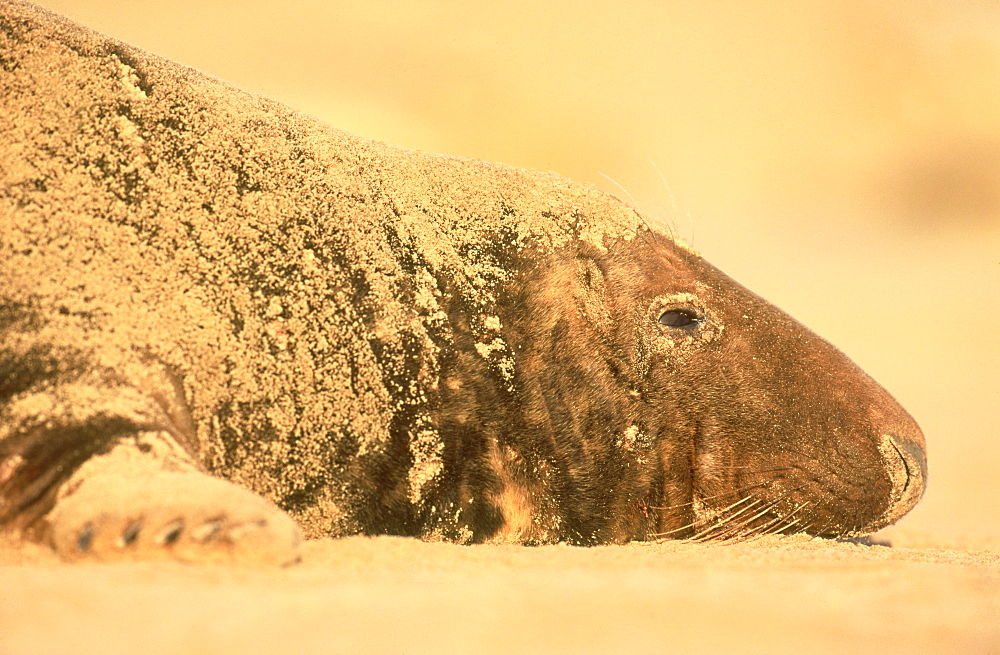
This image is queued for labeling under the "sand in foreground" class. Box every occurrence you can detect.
[2,533,998,654]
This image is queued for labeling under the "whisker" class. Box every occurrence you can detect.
[646,479,772,514]
[687,503,767,543]
[741,501,813,543]
[685,496,770,542]
[648,158,687,244]
[648,494,760,540]
[648,474,808,541]
[688,497,784,543]
[650,523,699,541]
[810,514,838,538]
[791,519,816,537]
[598,172,660,247]
[599,172,641,210]
[646,466,854,543]
[796,487,841,537]
[773,520,807,539]
[688,482,813,543]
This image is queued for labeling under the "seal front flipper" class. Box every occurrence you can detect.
[45,435,302,565]
[0,391,303,565]
[0,313,301,565]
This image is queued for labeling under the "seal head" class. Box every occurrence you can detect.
[443,230,927,544]
[632,235,927,540]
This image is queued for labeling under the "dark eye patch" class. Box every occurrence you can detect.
[658,308,703,328]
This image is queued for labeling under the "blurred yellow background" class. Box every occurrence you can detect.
[33,0,1000,543]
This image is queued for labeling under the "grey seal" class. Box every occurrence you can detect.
[0,1,925,563]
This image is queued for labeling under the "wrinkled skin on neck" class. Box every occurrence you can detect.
[428,230,926,545]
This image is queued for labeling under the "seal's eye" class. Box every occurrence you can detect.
[658,308,702,328]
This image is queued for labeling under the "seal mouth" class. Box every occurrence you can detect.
[876,431,927,527]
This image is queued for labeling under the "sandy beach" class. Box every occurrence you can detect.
[2,532,999,654]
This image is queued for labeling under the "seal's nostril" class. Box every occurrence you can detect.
[878,432,927,523]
